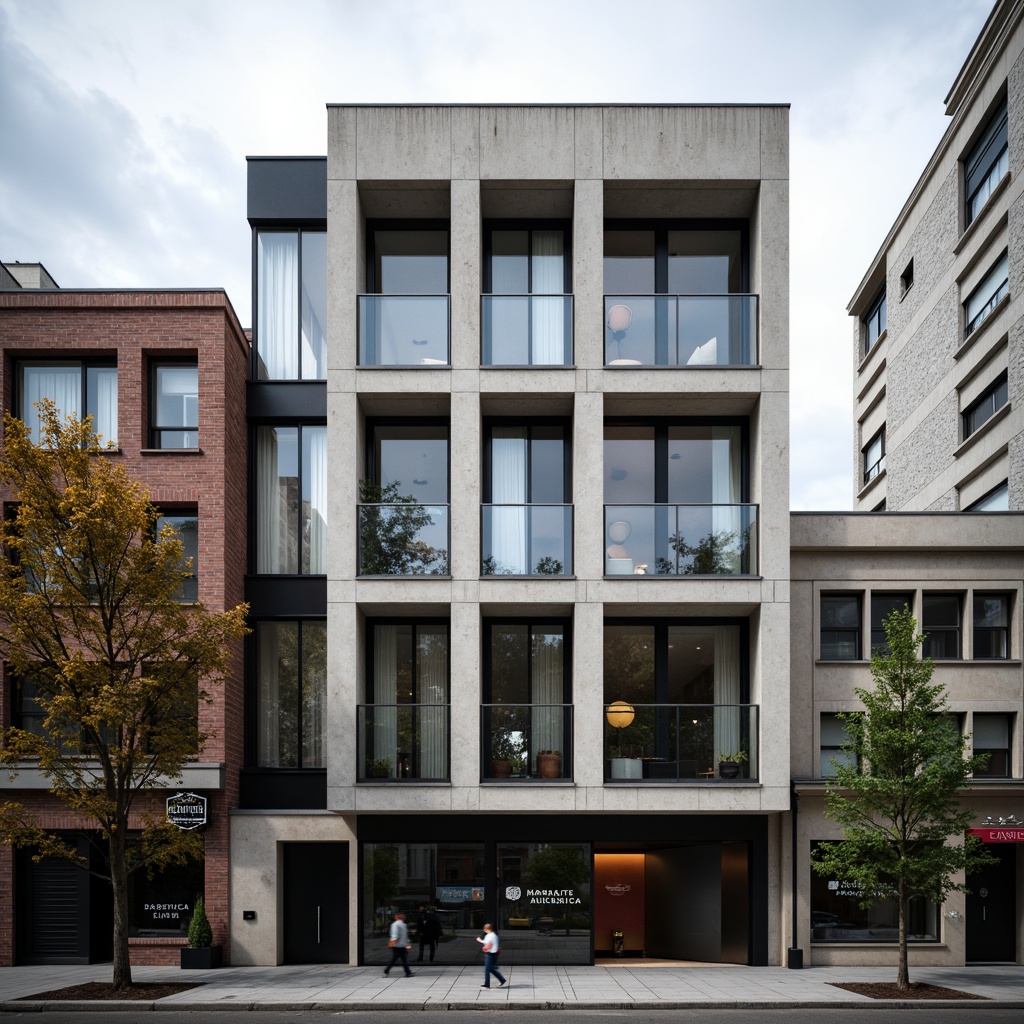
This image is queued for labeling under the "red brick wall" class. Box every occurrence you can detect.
[0,290,249,965]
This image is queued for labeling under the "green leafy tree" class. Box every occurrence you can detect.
[525,846,590,935]
[811,607,994,991]
[0,403,248,991]
[359,480,448,575]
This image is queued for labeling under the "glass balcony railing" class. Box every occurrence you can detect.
[604,703,759,781]
[481,704,573,780]
[358,295,449,366]
[481,504,573,576]
[358,704,450,781]
[604,294,757,366]
[358,504,449,575]
[604,504,757,576]
[481,295,573,366]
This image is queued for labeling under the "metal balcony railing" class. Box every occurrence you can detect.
[358,704,450,781]
[481,704,573,780]
[481,294,573,366]
[358,295,449,366]
[481,504,573,576]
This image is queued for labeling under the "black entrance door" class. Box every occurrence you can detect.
[282,842,349,963]
[966,845,1017,962]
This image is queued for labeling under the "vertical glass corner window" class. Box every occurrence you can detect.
[964,251,1009,338]
[820,713,858,777]
[973,713,1012,778]
[966,480,1009,511]
[256,424,327,574]
[973,593,1010,659]
[864,290,886,353]
[151,363,198,448]
[963,371,1008,439]
[18,361,118,446]
[156,513,198,602]
[965,99,1008,227]
[862,427,885,484]
[256,229,327,380]
[256,620,326,768]
[922,593,962,659]
[870,593,911,655]
[821,594,861,660]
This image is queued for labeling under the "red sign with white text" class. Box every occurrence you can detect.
[968,827,1024,843]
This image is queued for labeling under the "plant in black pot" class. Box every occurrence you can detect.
[181,896,222,969]
[717,749,748,780]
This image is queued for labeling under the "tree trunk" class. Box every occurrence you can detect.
[109,828,133,991]
[896,880,909,991]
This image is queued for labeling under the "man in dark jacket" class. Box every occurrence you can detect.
[415,903,442,962]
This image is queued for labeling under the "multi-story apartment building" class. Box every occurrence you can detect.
[232,104,792,966]
[0,274,249,965]
[849,0,1024,512]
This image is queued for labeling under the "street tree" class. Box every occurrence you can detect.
[811,606,994,991]
[0,403,248,991]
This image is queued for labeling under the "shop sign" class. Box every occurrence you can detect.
[505,886,581,906]
[968,827,1024,843]
[143,900,191,924]
[827,880,863,898]
[604,883,631,897]
[436,886,484,902]
[166,791,207,830]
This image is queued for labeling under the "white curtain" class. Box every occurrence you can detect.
[531,631,563,769]
[256,427,282,573]
[306,427,327,574]
[257,233,298,379]
[418,629,449,779]
[711,427,742,570]
[373,625,398,778]
[91,367,118,446]
[531,230,564,364]
[22,365,80,444]
[712,625,742,769]
[301,288,327,380]
[257,624,284,766]
[490,427,527,573]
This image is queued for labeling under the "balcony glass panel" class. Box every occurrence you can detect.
[357,704,450,781]
[604,295,757,366]
[481,504,572,576]
[604,504,757,575]
[481,704,572,780]
[603,703,758,781]
[358,504,449,575]
[481,295,573,365]
[358,295,449,366]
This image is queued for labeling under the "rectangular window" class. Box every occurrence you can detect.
[255,424,327,574]
[483,621,571,779]
[864,290,886,352]
[361,621,449,781]
[973,713,1011,778]
[256,229,327,380]
[151,363,198,448]
[973,593,1010,659]
[256,619,326,768]
[156,512,198,602]
[862,427,885,484]
[127,852,204,938]
[482,422,571,575]
[966,480,1009,511]
[870,593,911,654]
[17,361,117,446]
[820,713,858,777]
[964,251,1008,337]
[821,594,861,660]
[965,99,1008,227]
[811,841,940,943]
[922,593,961,659]
[963,371,1008,439]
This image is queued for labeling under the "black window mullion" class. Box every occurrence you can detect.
[296,230,304,379]
[296,622,304,769]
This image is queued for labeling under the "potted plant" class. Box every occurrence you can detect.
[366,757,392,779]
[717,749,749,780]
[489,707,525,778]
[536,749,562,778]
[181,895,222,969]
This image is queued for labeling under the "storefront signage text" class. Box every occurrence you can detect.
[518,888,581,906]
[144,902,190,921]
[436,886,484,902]
[166,792,208,830]
[968,827,1024,843]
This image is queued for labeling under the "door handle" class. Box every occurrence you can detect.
[318,905,321,943]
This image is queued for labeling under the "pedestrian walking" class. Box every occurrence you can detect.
[383,911,413,977]
[475,922,507,988]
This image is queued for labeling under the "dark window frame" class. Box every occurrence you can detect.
[154,508,199,603]
[922,593,962,660]
[972,712,1012,778]
[963,371,1009,439]
[964,97,1009,228]
[820,712,859,778]
[862,427,885,484]
[965,479,1009,512]
[864,289,887,353]
[869,592,912,655]
[482,219,573,294]
[820,593,862,661]
[15,358,118,445]
[149,358,198,449]
[365,219,451,294]
[973,592,1011,660]
[963,250,1009,338]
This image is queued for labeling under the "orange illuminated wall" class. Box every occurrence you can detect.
[593,853,645,953]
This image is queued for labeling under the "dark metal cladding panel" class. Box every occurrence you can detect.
[247,158,327,224]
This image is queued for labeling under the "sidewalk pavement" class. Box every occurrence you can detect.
[0,961,1022,1011]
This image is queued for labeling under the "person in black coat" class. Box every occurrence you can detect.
[415,903,442,962]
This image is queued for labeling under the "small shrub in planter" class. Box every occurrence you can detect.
[181,896,222,969]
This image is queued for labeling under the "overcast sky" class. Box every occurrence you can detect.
[0,0,996,509]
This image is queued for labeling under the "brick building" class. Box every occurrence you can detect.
[0,274,249,965]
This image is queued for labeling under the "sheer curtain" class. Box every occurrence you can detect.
[711,427,742,571]
[257,232,298,379]
[257,428,284,573]
[418,629,449,779]
[373,626,398,778]
[90,367,118,446]
[490,428,527,573]
[712,625,742,767]
[531,230,564,365]
[531,630,563,769]
[305,427,327,574]
[22,365,80,444]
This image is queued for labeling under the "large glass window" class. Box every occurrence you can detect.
[966,480,1009,511]
[360,423,448,575]
[127,844,204,937]
[973,713,1012,778]
[811,842,940,943]
[862,427,885,484]
[973,593,1010,659]
[922,594,961,659]
[483,621,571,779]
[361,621,449,781]
[18,361,117,446]
[963,372,1008,439]
[821,594,861,660]
[870,593,911,655]
[864,290,886,353]
[255,424,327,574]
[964,251,1009,337]
[483,423,570,575]
[965,99,1008,227]
[256,229,327,380]
[150,363,198,449]
[256,619,326,768]
[820,713,858,777]
[156,512,198,602]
